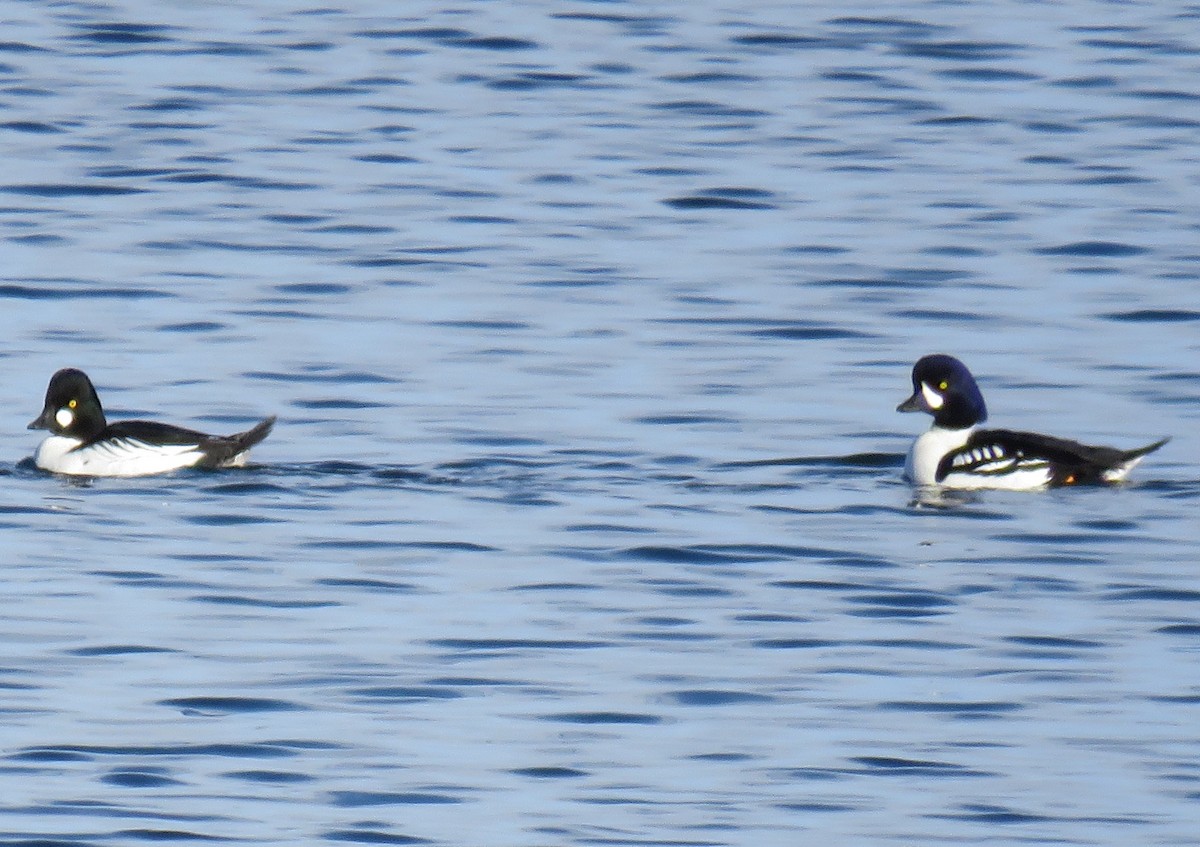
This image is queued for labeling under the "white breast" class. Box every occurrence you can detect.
[905,426,1056,490]
[35,435,205,478]
[904,426,973,486]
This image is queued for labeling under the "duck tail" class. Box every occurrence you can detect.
[1103,436,1169,483]
[203,416,275,468]
[1125,436,1170,461]
[233,416,276,452]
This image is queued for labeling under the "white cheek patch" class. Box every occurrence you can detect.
[55,407,74,428]
[920,381,945,410]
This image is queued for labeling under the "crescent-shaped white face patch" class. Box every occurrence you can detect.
[920,381,945,410]
[55,407,75,429]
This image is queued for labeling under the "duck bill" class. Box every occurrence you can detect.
[28,408,53,430]
[896,391,928,413]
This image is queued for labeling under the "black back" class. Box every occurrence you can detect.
[938,429,1169,486]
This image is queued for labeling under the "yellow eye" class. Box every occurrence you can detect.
[938,381,948,390]
[68,399,77,408]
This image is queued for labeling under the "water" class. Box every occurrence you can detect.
[1,2,1198,845]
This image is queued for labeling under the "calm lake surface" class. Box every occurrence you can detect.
[1,2,1198,845]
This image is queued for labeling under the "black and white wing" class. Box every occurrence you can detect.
[938,429,1168,487]
[104,417,275,468]
[935,431,1052,488]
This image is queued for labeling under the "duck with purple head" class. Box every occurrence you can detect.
[898,354,1167,490]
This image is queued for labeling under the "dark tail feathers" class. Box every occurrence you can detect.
[200,416,276,468]
[233,416,276,452]
[1123,436,1170,462]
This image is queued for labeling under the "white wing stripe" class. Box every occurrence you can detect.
[952,444,1014,467]
[101,438,201,458]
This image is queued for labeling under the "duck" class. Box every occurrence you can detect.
[898,354,1167,490]
[29,368,274,477]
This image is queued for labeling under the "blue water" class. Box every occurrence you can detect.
[1,2,1198,845]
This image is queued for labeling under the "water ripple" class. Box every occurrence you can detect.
[3,3,1196,845]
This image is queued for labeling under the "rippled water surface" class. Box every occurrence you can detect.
[1,2,1198,845]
